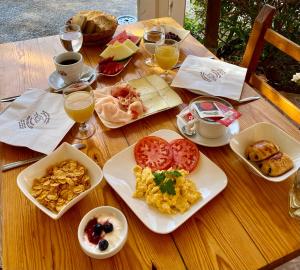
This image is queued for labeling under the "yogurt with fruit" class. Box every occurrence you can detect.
[83,213,123,253]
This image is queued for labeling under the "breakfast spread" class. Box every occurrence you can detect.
[84,213,122,252]
[71,10,117,35]
[245,140,293,176]
[30,160,91,213]
[94,83,146,123]
[132,136,201,214]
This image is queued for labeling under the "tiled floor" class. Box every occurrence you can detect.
[275,256,300,270]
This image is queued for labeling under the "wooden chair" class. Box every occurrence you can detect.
[241,4,300,126]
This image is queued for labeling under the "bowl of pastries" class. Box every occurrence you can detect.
[69,10,118,45]
[229,122,300,182]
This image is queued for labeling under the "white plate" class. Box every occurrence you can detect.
[103,129,228,234]
[230,122,300,182]
[48,64,97,90]
[94,75,183,129]
[177,106,240,147]
[17,142,103,219]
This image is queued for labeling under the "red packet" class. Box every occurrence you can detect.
[214,101,241,126]
[191,101,224,119]
[177,108,196,125]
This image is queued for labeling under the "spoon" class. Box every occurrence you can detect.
[182,124,197,137]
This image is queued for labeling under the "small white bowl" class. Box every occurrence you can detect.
[229,122,300,182]
[17,142,103,219]
[163,25,190,44]
[78,206,128,259]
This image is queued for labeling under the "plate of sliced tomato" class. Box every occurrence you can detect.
[103,129,228,234]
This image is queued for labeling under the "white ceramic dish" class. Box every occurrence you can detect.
[163,25,190,44]
[103,129,228,234]
[17,142,103,219]
[229,122,300,182]
[78,206,128,259]
[48,64,97,90]
[94,75,183,129]
[177,106,240,147]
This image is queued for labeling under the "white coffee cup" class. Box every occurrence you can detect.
[196,117,227,139]
[53,52,83,84]
[189,96,232,139]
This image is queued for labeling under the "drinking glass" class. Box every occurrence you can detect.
[143,24,165,66]
[155,39,179,83]
[63,86,95,140]
[59,24,83,52]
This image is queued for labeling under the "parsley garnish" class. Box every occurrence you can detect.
[152,170,181,195]
[160,179,176,195]
[153,172,165,185]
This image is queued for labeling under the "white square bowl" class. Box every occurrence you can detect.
[17,142,103,219]
[163,25,190,44]
[229,122,300,182]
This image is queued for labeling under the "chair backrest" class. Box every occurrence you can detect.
[241,4,300,126]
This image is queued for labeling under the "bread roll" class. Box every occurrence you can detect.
[71,15,87,30]
[245,140,279,162]
[260,152,293,176]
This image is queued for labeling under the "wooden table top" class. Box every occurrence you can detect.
[1,17,300,270]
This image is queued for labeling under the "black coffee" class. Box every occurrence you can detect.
[59,59,78,65]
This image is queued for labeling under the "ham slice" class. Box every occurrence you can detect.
[95,83,146,123]
[95,95,132,123]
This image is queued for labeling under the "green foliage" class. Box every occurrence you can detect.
[184,0,206,42]
[184,0,300,92]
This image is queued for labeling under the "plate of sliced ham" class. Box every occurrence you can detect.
[94,75,183,128]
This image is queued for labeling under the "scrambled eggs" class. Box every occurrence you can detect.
[133,165,201,214]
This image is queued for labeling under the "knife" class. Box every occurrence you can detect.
[1,143,86,171]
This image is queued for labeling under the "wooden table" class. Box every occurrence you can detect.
[1,17,300,270]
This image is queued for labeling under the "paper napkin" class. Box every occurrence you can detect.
[171,55,247,101]
[0,89,74,154]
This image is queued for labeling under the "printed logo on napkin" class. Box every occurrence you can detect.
[18,111,50,129]
[171,55,247,101]
[0,89,74,154]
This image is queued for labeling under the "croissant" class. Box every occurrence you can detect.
[245,140,279,162]
[260,152,293,176]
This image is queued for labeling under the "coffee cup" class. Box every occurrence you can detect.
[188,96,232,139]
[53,52,83,84]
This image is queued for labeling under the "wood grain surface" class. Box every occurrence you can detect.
[1,17,300,270]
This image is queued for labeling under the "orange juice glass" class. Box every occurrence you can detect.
[155,39,179,83]
[63,86,95,140]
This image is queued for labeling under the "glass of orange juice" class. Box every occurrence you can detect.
[63,86,95,140]
[155,39,179,83]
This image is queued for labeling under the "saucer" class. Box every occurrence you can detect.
[176,107,240,147]
[48,64,97,90]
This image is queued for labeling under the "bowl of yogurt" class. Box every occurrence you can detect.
[78,206,128,259]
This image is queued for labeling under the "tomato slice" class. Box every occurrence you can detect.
[170,139,200,172]
[134,136,173,171]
